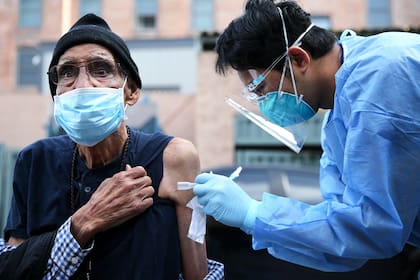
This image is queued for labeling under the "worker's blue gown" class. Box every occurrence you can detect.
[252,31,420,272]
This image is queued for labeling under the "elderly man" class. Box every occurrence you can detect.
[1,13,223,280]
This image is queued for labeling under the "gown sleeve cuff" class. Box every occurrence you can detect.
[241,200,261,234]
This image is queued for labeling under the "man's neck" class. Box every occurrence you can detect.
[77,123,128,169]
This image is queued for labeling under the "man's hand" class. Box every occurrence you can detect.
[70,165,154,247]
[193,173,260,233]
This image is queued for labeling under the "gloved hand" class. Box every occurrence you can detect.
[193,173,260,233]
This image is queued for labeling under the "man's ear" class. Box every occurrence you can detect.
[288,46,311,71]
[125,79,141,105]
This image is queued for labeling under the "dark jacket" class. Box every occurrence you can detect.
[0,231,56,280]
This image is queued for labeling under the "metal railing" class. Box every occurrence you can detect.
[0,144,19,238]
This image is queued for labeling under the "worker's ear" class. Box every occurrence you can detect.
[124,79,141,105]
[288,46,311,72]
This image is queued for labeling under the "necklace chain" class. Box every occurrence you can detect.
[69,126,131,279]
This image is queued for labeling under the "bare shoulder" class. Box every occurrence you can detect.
[163,137,200,171]
[159,137,200,202]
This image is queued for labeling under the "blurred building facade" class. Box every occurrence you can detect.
[0,0,419,171]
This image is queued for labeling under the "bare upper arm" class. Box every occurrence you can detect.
[159,137,200,204]
[159,137,208,279]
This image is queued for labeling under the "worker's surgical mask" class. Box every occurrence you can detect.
[258,91,315,127]
[227,8,315,153]
[54,79,127,146]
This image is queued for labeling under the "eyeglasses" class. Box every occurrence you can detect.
[48,59,124,86]
[242,53,288,105]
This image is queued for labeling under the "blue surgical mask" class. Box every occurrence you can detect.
[54,82,126,146]
[258,91,315,127]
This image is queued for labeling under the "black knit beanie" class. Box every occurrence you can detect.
[48,13,141,96]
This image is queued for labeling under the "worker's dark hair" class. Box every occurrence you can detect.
[215,0,337,74]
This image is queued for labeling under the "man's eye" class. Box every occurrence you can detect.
[58,66,77,79]
[253,84,265,96]
[90,61,114,78]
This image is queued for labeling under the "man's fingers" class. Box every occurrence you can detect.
[136,185,155,199]
[140,197,153,210]
[122,165,150,179]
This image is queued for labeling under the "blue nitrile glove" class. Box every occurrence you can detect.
[193,173,261,233]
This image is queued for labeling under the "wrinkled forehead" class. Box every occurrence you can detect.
[58,43,114,64]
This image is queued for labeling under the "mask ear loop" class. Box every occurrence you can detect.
[122,76,128,89]
[277,7,296,101]
[287,57,302,104]
[291,23,315,104]
[122,76,129,120]
[277,60,288,98]
[277,7,315,104]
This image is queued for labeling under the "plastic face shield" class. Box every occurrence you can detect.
[227,8,315,154]
[225,97,307,153]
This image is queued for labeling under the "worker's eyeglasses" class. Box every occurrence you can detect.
[48,59,124,86]
[242,53,288,105]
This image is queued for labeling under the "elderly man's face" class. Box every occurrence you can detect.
[54,44,126,95]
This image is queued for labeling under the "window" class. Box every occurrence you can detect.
[79,0,101,16]
[233,113,324,168]
[17,47,41,88]
[19,0,41,27]
[192,0,214,32]
[136,0,157,30]
[311,15,331,30]
[368,0,391,28]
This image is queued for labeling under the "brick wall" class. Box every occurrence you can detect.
[194,52,242,170]
[300,0,367,30]
[0,0,418,168]
[0,92,51,149]
[159,0,191,38]
[393,0,420,28]
[0,0,17,92]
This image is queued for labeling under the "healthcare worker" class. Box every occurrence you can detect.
[193,0,420,276]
